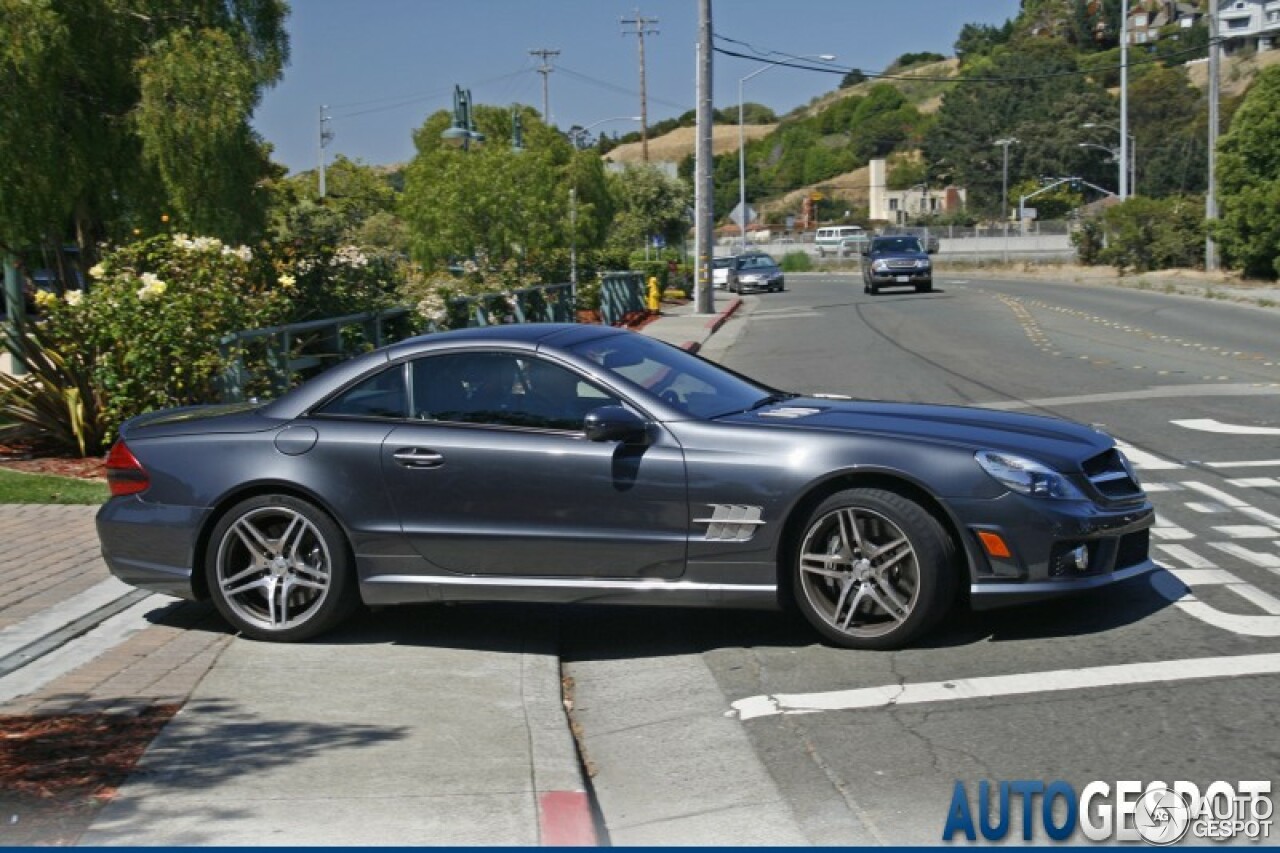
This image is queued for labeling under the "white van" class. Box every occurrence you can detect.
[814,225,868,258]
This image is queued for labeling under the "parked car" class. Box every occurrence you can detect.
[98,324,1155,650]
[861,235,934,294]
[814,225,868,258]
[721,252,784,293]
[711,256,736,290]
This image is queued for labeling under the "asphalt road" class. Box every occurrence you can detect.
[563,273,1280,845]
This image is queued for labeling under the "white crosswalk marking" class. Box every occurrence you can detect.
[1212,525,1278,539]
[1210,542,1280,570]
[1228,477,1280,488]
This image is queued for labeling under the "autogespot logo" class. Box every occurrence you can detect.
[942,780,1273,844]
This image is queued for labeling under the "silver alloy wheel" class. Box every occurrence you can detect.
[214,505,332,633]
[798,506,920,639]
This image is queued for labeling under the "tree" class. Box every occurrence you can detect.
[0,0,289,277]
[840,69,867,88]
[604,165,692,251]
[400,105,605,270]
[1215,65,1280,279]
[923,38,1112,214]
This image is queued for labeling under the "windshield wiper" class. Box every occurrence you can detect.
[747,392,796,411]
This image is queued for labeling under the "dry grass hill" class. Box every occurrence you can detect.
[603,124,776,165]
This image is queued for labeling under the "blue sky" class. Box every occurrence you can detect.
[253,0,1022,173]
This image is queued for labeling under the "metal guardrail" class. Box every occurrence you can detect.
[599,271,646,326]
[215,282,585,403]
[217,308,413,403]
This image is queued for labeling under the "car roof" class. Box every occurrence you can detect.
[263,323,629,419]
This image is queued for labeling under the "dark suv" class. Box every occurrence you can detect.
[861,235,933,294]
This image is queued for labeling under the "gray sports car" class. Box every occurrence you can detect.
[98,324,1155,649]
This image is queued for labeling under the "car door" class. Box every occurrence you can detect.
[381,350,689,579]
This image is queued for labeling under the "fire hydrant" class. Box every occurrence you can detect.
[646,276,661,312]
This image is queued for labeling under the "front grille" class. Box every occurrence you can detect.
[885,259,918,270]
[1082,448,1142,501]
[1115,529,1150,570]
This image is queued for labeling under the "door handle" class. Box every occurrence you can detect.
[393,448,444,469]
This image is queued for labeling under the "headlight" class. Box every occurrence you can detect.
[872,260,889,271]
[975,451,1086,500]
[915,259,931,269]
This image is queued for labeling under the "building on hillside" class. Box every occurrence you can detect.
[1215,0,1280,52]
[866,159,966,226]
[1127,1,1203,44]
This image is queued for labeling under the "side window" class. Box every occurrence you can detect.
[317,364,407,419]
[410,353,618,431]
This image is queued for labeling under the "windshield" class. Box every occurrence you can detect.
[736,254,777,270]
[872,237,923,253]
[712,257,734,269]
[567,333,771,419]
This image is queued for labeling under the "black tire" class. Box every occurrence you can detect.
[869,284,879,295]
[206,494,358,642]
[791,488,957,650]
[916,281,933,293]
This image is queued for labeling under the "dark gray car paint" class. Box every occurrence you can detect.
[98,324,1155,614]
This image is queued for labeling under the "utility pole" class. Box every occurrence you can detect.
[529,48,560,125]
[995,138,1018,262]
[1119,6,1129,200]
[1206,6,1221,272]
[621,9,659,162]
[318,105,333,198]
[694,0,714,314]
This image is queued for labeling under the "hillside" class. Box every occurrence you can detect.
[1186,46,1280,96]
[603,123,776,164]
[800,58,961,117]
[760,164,873,218]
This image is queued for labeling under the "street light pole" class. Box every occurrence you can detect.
[1081,123,1136,196]
[693,0,714,315]
[1119,6,1130,200]
[738,53,835,253]
[994,137,1017,261]
[574,115,642,149]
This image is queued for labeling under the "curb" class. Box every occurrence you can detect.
[681,297,743,354]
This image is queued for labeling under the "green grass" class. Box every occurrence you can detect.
[0,468,108,504]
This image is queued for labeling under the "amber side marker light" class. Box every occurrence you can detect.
[977,530,1012,559]
[105,440,150,497]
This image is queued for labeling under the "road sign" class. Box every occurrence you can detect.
[729,202,756,228]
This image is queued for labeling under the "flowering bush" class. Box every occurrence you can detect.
[36,234,289,438]
[397,258,540,331]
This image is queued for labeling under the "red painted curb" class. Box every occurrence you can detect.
[704,297,743,332]
[539,790,598,846]
[680,340,700,353]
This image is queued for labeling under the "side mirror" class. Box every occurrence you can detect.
[583,405,649,443]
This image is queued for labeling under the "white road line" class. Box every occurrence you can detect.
[1173,418,1280,436]
[1186,501,1228,514]
[1155,543,1214,568]
[1183,482,1280,528]
[1228,477,1280,488]
[1142,482,1185,493]
[1152,513,1195,540]
[1210,542,1280,570]
[1213,525,1279,539]
[730,653,1280,720]
[1208,460,1280,469]
[1116,441,1184,471]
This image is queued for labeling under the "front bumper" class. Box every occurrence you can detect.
[736,275,784,291]
[951,493,1156,609]
[866,266,931,284]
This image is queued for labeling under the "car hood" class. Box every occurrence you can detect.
[119,403,280,440]
[718,398,1113,470]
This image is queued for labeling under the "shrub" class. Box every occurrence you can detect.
[35,234,289,442]
[780,251,814,272]
[1075,196,1205,273]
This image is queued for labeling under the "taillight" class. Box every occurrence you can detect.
[105,440,150,497]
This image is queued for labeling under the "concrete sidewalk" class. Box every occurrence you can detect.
[0,297,750,846]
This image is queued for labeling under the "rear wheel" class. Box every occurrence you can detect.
[792,488,956,649]
[207,495,357,642]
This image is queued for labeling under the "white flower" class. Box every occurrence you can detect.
[64,290,84,306]
[137,273,167,301]
[88,263,106,279]
[222,244,252,261]
[416,293,447,323]
[278,273,296,288]
[192,236,222,252]
[331,245,369,269]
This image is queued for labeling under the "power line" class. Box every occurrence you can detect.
[556,64,690,112]
[330,68,531,120]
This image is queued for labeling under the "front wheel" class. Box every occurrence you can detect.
[206,495,358,642]
[792,488,956,649]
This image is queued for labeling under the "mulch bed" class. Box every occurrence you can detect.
[0,444,105,481]
[0,705,178,845]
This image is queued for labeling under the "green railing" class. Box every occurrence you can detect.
[599,271,646,326]
[214,282,593,403]
[217,308,413,403]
